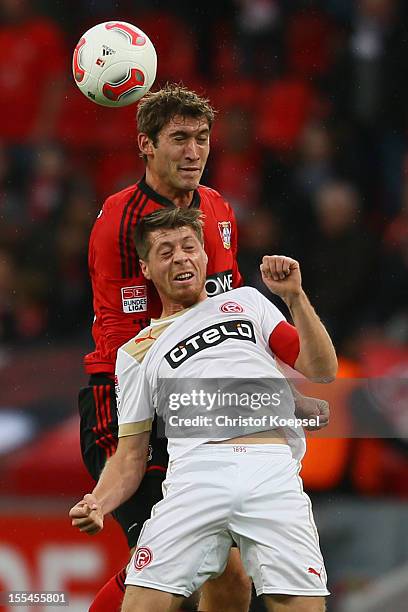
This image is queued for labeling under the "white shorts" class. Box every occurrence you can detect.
[126,444,329,598]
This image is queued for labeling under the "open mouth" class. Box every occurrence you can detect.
[174,272,194,281]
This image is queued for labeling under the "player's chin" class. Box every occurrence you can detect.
[177,174,201,190]
[173,284,201,305]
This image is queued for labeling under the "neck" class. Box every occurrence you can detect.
[160,291,207,318]
[145,168,194,208]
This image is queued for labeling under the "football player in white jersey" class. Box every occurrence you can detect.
[70,207,337,612]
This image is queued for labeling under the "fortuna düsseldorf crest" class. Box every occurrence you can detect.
[218,221,232,249]
[220,301,244,313]
[134,546,153,570]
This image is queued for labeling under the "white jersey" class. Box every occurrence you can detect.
[116,287,306,461]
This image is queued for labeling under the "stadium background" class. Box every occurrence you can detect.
[0,0,408,610]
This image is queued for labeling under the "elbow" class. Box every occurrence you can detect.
[309,357,338,383]
[305,372,336,384]
[328,355,339,381]
[316,373,336,384]
[296,355,338,383]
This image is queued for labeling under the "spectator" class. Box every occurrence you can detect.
[294,122,335,198]
[210,104,261,220]
[376,177,408,339]
[303,180,378,349]
[329,0,408,213]
[0,0,66,144]
[0,143,25,250]
[0,249,17,343]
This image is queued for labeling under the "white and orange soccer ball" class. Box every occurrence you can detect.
[72,21,157,107]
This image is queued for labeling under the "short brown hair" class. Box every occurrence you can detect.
[137,83,216,148]
[134,207,204,260]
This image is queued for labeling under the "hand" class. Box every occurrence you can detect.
[260,255,302,300]
[294,392,330,431]
[69,493,104,535]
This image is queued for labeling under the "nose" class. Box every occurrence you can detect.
[184,138,200,160]
[172,244,189,264]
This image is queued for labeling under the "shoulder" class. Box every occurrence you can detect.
[198,184,222,199]
[212,286,260,310]
[117,318,173,365]
[118,326,155,366]
[228,286,259,300]
[227,287,282,315]
[198,184,232,212]
[102,183,139,214]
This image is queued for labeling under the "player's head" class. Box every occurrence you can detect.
[135,207,208,311]
[137,84,216,194]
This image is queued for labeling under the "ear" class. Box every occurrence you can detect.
[138,133,154,158]
[140,259,151,280]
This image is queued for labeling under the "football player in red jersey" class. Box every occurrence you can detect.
[76,84,328,612]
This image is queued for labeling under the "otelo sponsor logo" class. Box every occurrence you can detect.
[164,320,255,368]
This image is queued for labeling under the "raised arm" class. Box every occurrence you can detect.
[260,255,337,382]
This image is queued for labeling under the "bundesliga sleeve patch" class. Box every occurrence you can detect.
[121,285,148,313]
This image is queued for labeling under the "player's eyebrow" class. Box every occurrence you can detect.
[157,236,196,251]
[169,128,210,138]
[157,240,174,251]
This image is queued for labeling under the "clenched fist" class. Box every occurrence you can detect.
[69,493,104,536]
[294,392,330,431]
[260,255,302,300]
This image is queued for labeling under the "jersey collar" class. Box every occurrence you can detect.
[151,297,208,325]
[138,175,201,209]
[150,306,193,325]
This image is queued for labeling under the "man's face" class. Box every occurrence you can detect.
[142,115,210,194]
[140,226,208,309]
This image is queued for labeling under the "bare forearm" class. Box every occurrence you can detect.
[92,452,146,516]
[285,290,337,381]
[69,432,150,535]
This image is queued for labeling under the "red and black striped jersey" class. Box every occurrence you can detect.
[84,177,243,375]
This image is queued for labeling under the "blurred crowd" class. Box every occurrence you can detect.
[1,0,408,361]
[1,5,408,608]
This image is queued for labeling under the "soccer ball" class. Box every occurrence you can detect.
[72,21,157,107]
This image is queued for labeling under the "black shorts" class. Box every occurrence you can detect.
[78,374,168,548]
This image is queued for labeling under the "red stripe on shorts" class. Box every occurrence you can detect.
[93,386,114,457]
[146,465,167,473]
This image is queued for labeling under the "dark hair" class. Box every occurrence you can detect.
[134,207,204,260]
[137,83,216,153]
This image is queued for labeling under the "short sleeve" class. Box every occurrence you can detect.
[116,348,154,437]
[252,289,300,366]
[253,289,286,339]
